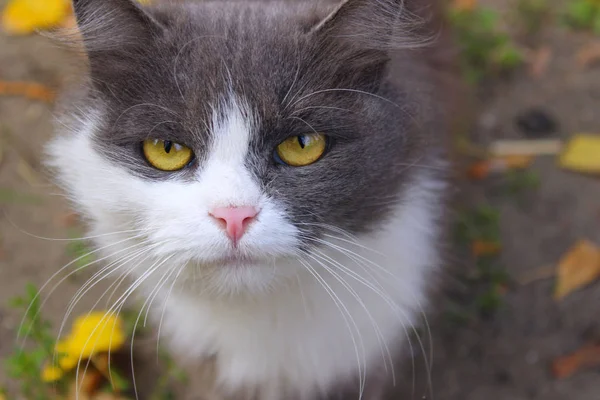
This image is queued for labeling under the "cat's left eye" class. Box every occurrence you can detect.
[143,139,194,171]
[275,133,328,167]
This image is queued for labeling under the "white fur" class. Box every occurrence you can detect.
[47,95,445,400]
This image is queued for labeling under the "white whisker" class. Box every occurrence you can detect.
[296,256,366,399]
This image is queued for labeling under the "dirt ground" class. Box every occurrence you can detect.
[1,1,600,399]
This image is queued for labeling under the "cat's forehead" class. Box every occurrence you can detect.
[102,3,328,125]
[160,2,323,80]
[98,2,380,147]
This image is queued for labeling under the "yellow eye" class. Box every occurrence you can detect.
[143,139,194,171]
[276,134,327,167]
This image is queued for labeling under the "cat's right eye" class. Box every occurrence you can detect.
[142,139,194,172]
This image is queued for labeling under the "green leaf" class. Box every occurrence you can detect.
[565,0,598,28]
[493,45,523,69]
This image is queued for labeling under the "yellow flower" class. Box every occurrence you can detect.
[55,339,79,371]
[1,0,150,36]
[65,312,126,361]
[41,365,64,383]
[40,312,126,382]
[1,0,71,35]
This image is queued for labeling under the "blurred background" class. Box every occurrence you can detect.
[0,0,599,399]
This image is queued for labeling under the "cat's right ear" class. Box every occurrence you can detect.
[67,0,166,95]
[71,0,165,52]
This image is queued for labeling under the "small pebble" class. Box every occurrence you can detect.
[515,109,558,137]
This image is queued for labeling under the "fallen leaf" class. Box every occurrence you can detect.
[472,240,502,256]
[1,0,71,35]
[554,240,600,300]
[467,155,533,180]
[491,139,564,157]
[577,42,600,68]
[552,343,600,379]
[0,81,56,103]
[528,46,552,78]
[559,134,600,175]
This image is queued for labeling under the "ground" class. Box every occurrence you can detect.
[1,1,600,399]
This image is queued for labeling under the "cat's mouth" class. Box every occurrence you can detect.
[205,254,261,268]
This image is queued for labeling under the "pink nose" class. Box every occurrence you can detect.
[209,206,259,243]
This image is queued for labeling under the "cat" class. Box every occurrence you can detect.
[47,0,462,399]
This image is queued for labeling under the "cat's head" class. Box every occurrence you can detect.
[48,0,435,295]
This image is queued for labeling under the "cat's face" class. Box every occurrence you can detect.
[49,0,427,294]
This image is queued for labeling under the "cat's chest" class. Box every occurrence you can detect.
[155,272,398,397]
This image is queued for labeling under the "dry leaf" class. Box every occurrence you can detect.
[472,240,502,257]
[577,42,600,68]
[467,155,533,180]
[554,240,600,300]
[0,81,56,103]
[491,139,563,157]
[559,134,600,175]
[552,343,600,379]
[1,0,71,35]
[528,46,552,78]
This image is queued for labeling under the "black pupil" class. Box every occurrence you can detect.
[298,135,307,149]
[164,141,173,153]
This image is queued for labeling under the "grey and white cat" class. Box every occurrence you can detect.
[47,0,461,399]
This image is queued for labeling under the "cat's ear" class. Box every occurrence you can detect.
[311,0,428,50]
[71,0,165,51]
[68,0,166,94]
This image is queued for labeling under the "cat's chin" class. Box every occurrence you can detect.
[207,255,261,268]
[182,254,297,296]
